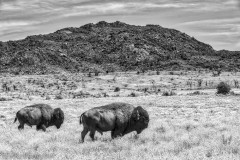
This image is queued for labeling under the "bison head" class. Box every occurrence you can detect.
[132,106,149,134]
[52,108,64,129]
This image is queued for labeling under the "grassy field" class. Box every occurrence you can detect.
[1,71,240,159]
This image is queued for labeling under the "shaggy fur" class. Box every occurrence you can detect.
[14,104,64,131]
[79,102,149,142]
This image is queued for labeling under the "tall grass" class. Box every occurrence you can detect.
[1,94,240,159]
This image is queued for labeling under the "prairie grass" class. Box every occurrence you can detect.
[1,71,240,159]
[0,94,240,159]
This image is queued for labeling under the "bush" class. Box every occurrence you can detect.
[143,88,148,93]
[45,95,51,100]
[88,72,92,77]
[187,91,208,96]
[129,92,138,97]
[162,90,176,96]
[197,79,203,88]
[192,91,201,95]
[94,72,99,76]
[114,87,120,92]
[216,82,231,95]
[0,97,11,101]
[0,97,7,101]
[169,71,174,75]
[55,95,63,99]
[102,92,109,97]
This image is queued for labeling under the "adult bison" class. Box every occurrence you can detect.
[79,102,149,142]
[14,104,64,131]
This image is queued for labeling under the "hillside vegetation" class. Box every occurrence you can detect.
[0,21,239,75]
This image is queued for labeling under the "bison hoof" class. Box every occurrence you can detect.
[134,134,139,139]
[79,140,84,143]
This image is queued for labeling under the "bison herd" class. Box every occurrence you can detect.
[13,102,149,142]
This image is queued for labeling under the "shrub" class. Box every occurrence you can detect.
[55,95,63,99]
[192,91,201,95]
[0,97,9,101]
[234,80,239,88]
[216,82,231,95]
[212,70,221,77]
[45,95,51,100]
[169,71,174,75]
[155,126,166,133]
[143,88,148,93]
[94,71,99,76]
[129,92,137,97]
[197,79,203,88]
[113,75,117,82]
[187,91,208,96]
[88,72,92,77]
[162,90,176,96]
[102,92,109,97]
[230,91,236,95]
[114,87,120,92]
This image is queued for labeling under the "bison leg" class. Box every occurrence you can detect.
[111,130,123,139]
[18,124,24,130]
[89,130,96,141]
[111,131,115,138]
[111,123,124,138]
[111,115,125,139]
[36,125,41,131]
[17,120,25,130]
[41,124,46,132]
[36,124,46,131]
[80,127,89,143]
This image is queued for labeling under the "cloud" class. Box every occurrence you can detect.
[179,17,240,25]
[178,17,240,35]
[177,16,240,50]
[0,0,236,23]
[0,0,204,27]
[236,42,240,48]
[0,0,239,50]
[0,20,43,39]
[0,21,30,28]
[62,3,127,17]
[185,0,238,12]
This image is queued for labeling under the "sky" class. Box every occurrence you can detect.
[0,0,239,51]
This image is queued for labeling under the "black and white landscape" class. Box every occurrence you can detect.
[0,0,240,159]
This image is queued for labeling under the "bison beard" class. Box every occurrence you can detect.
[14,104,64,131]
[79,102,149,142]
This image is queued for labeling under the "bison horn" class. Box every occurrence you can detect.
[133,107,141,121]
[136,110,140,120]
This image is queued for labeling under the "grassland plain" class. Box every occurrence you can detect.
[1,71,240,159]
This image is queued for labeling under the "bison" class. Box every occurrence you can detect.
[79,102,149,142]
[14,104,64,131]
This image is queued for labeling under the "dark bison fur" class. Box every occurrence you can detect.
[14,104,64,131]
[79,102,149,142]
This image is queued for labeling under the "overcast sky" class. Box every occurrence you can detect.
[0,0,239,51]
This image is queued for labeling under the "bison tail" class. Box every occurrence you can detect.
[14,111,19,123]
[14,117,17,123]
[79,113,84,125]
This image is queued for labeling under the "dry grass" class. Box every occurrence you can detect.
[1,71,240,159]
[0,70,239,100]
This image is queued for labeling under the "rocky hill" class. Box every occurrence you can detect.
[0,21,239,75]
